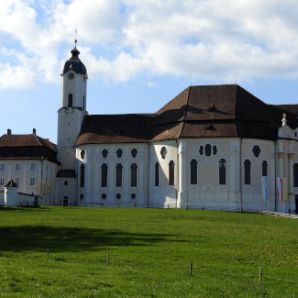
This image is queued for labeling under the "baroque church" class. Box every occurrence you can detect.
[1,44,298,213]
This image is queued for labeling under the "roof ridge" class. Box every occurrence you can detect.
[32,133,43,147]
[178,86,192,138]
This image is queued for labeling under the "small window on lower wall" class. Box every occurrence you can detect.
[116,193,121,199]
[219,159,226,185]
[131,193,136,199]
[80,194,84,200]
[101,193,107,200]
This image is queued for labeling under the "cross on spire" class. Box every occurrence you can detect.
[74,29,78,48]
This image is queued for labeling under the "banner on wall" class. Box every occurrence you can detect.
[261,176,269,201]
[276,177,288,202]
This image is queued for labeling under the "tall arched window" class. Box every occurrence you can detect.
[130,163,137,187]
[244,160,251,185]
[68,94,73,107]
[190,159,197,185]
[80,164,85,188]
[155,162,159,186]
[294,163,298,187]
[169,161,175,185]
[101,163,108,187]
[262,161,268,177]
[116,163,123,187]
[219,159,226,185]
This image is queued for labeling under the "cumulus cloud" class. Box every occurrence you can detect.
[0,0,298,89]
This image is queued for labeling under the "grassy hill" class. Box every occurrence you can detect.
[0,207,297,297]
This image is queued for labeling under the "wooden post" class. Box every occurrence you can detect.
[258,266,262,286]
[189,260,193,276]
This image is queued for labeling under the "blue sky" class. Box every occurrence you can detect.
[1,0,298,143]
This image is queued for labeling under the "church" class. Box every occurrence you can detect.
[1,44,298,214]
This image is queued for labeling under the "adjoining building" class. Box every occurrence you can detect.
[1,45,298,213]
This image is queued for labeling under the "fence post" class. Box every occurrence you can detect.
[258,266,262,286]
[189,260,193,276]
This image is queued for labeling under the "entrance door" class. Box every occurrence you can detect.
[63,196,68,206]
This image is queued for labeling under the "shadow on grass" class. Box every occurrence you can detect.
[0,207,50,212]
[0,225,184,252]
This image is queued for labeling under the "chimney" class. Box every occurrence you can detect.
[7,129,11,135]
[33,128,36,135]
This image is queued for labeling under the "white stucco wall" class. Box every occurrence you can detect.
[0,159,57,205]
[76,143,148,207]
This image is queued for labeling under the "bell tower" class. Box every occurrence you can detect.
[56,41,88,206]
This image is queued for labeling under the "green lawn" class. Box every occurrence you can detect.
[0,207,297,297]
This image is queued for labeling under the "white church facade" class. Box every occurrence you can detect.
[1,45,298,213]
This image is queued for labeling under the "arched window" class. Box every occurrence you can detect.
[262,161,268,177]
[101,163,108,187]
[130,163,137,187]
[155,162,159,186]
[294,163,298,187]
[244,160,251,185]
[219,159,226,185]
[68,94,73,107]
[169,161,175,185]
[190,159,197,185]
[80,164,85,188]
[116,163,122,187]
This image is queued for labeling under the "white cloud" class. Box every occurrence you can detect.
[1,0,298,89]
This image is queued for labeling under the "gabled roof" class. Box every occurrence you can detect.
[75,84,298,145]
[5,179,18,188]
[0,133,58,163]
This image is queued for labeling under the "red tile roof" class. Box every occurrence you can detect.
[0,134,58,163]
[75,85,298,145]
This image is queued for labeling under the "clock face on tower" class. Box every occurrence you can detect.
[67,72,75,80]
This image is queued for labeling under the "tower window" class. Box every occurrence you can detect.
[244,160,251,185]
[169,161,175,185]
[219,159,226,185]
[130,163,137,187]
[190,159,198,185]
[68,94,73,107]
[101,163,108,187]
[80,164,85,188]
[116,163,123,187]
[155,162,159,186]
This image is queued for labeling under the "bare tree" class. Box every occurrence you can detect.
[35,180,53,206]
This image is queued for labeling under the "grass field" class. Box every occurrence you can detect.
[0,207,297,297]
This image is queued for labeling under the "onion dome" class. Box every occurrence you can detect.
[63,44,87,75]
